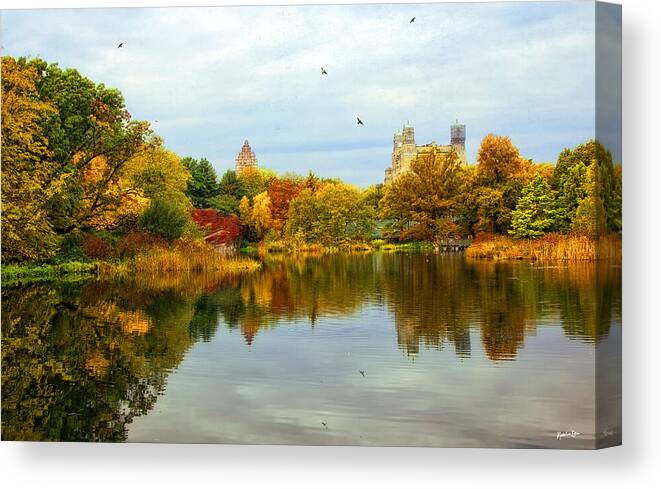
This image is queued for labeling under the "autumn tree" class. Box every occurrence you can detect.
[20,57,153,234]
[267,175,304,234]
[286,182,374,246]
[126,146,191,209]
[251,192,273,238]
[284,189,318,242]
[464,135,532,234]
[380,149,464,241]
[476,134,530,185]
[237,167,276,200]
[1,57,59,261]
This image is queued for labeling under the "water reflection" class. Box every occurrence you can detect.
[1,253,621,444]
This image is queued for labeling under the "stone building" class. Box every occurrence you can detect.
[235,140,257,174]
[384,121,466,185]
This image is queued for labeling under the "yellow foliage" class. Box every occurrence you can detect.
[251,191,273,237]
[79,155,150,230]
[118,310,153,335]
[1,56,59,261]
[85,353,110,378]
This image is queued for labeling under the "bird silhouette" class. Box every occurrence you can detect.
[410,17,416,23]
[321,422,328,429]
[117,42,124,48]
[357,117,364,125]
[359,370,366,377]
[321,67,328,75]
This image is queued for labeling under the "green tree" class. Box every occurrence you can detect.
[139,199,188,241]
[571,161,608,237]
[510,174,558,238]
[208,194,240,215]
[182,157,221,208]
[552,140,621,235]
[218,170,245,199]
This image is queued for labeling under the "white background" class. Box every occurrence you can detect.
[1,0,659,487]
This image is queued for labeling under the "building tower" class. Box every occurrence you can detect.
[450,120,467,163]
[235,140,257,174]
[399,121,417,173]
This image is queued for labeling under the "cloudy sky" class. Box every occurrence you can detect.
[2,2,608,186]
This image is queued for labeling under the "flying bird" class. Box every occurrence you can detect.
[410,17,416,23]
[117,42,124,48]
[321,422,328,429]
[321,67,328,75]
[357,117,364,125]
[359,370,366,377]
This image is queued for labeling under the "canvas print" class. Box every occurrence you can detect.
[1,1,621,448]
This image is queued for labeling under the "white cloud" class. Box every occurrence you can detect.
[2,2,597,185]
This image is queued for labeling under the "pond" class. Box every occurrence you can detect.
[1,252,621,448]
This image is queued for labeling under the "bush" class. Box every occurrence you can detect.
[55,233,87,263]
[140,199,189,241]
[117,230,166,258]
[82,233,115,260]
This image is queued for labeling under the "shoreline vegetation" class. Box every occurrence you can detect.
[1,244,260,286]
[253,234,621,260]
[464,233,621,262]
[2,56,622,284]
[3,233,621,285]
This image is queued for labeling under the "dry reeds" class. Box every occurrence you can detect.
[128,240,260,273]
[465,233,621,262]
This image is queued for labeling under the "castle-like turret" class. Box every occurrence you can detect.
[384,120,467,185]
[450,120,467,161]
[451,120,466,148]
[235,140,257,174]
[402,121,415,144]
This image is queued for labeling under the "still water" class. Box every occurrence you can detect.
[1,252,621,448]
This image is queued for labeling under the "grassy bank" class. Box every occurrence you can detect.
[3,241,261,285]
[1,261,100,285]
[244,240,375,254]
[374,240,437,252]
[128,244,261,273]
[465,233,621,262]
[245,239,442,255]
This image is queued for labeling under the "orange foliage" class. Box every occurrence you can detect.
[267,177,304,233]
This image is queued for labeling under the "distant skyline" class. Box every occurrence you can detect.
[2,2,617,186]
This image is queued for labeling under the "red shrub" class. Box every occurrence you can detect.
[117,230,166,257]
[82,234,114,260]
[190,209,241,245]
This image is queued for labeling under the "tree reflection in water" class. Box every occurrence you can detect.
[1,253,620,441]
